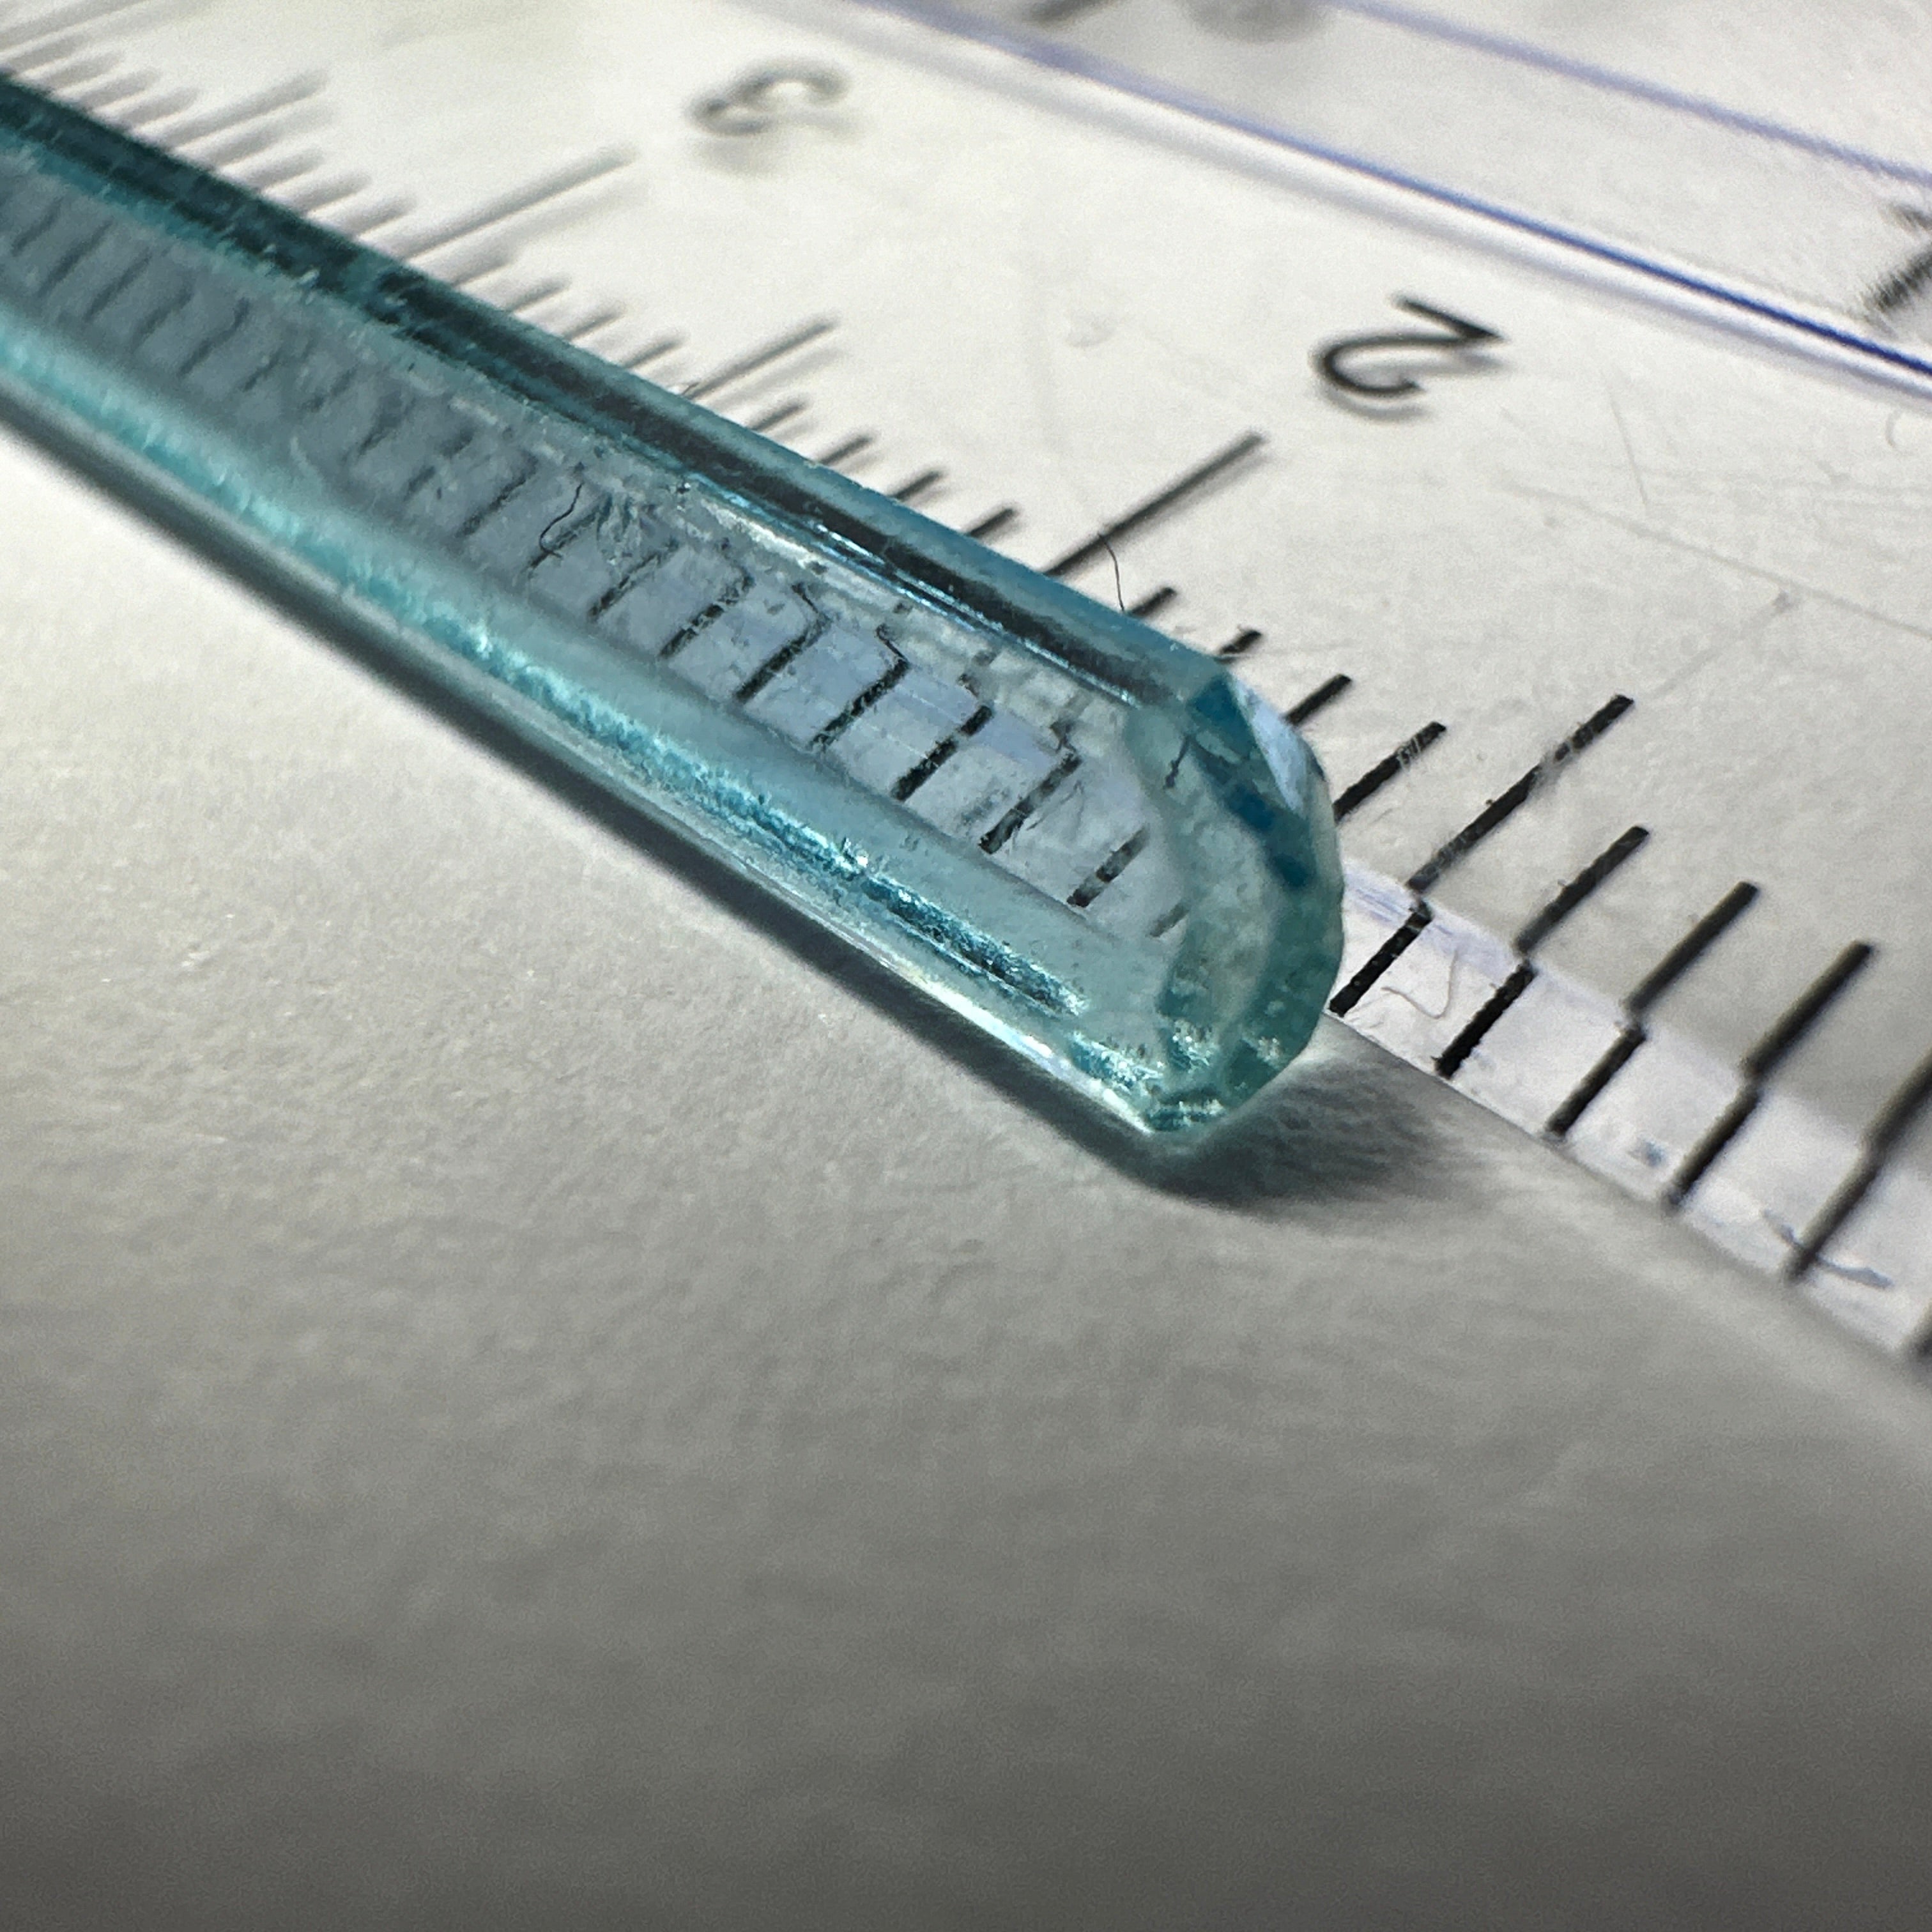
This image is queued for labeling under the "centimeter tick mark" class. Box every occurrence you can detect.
[26,55,114,92]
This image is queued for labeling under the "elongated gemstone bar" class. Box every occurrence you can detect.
[0,75,1342,1133]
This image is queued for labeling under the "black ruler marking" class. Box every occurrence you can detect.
[1664,941,1876,1210]
[1545,880,1760,1140]
[1435,825,1649,1080]
[1044,431,1264,579]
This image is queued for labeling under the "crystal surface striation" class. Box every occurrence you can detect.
[0,75,1341,1133]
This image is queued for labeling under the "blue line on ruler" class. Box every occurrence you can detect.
[852,0,1932,387]
[1322,0,1932,194]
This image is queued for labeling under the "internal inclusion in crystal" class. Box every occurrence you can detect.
[0,73,1344,1132]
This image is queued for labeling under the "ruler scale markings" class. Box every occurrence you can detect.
[1330,719,1446,821]
[980,751,1082,855]
[1067,825,1150,910]
[25,54,114,91]
[556,301,627,342]
[7,190,61,254]
[1330,698,1631,1016]
[810,650,910,750]
[1406,694,1633,896]
[889,467,944,503]
[656,576,755,662]
[1544,1026,1645,1142]
[1866,209,1932,318]
[1513,825,1653,955]
[1330,904,1434,1017]
[1625,881,1764,1017]
[1128,586,1176,620]
[109,89,198,130]
[0,0,150,57]
[1432,961,1535,1082]
[66,68,157,111]
[746,398,807,434]
[620,332,682,371]
[150,73,325,150]
[583,527,677,624]
[1043,431,1266,579]
[280,172,371,215]
[75,241,142,319]
[388,147,636,260]
[1790,1052,1932,1289]
[964,503,1018,541]
[1284,672,1353,726]
[815,430,873,468]
[1664,941,1877,1209]
[1434,825,1650,1080]
[396,425,478,505]
[178,125,296,174]
[5,35,88,77]
[1739,942,1878,1084]
[7,22,1924,1344]
[234,151,328,195]
[733,608,831,707]
[1544,879,1759,1140]
[681,316,836,401]
[1215,626,1264,663]
[500,275,569,315]
[327,195,414,239]
[452,457,539,542]
[32,213,107,293]
[890,702,992,801]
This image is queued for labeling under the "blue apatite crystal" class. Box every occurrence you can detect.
[0,74,1342,1133]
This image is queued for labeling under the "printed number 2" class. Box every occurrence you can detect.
[1314,296,1504,399]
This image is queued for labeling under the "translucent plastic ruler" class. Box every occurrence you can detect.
[5,0,1932,1357]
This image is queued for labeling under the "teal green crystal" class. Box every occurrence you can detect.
[0,74,1342,1133]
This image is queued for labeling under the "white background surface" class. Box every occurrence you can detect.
[7,2,1932,1922]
